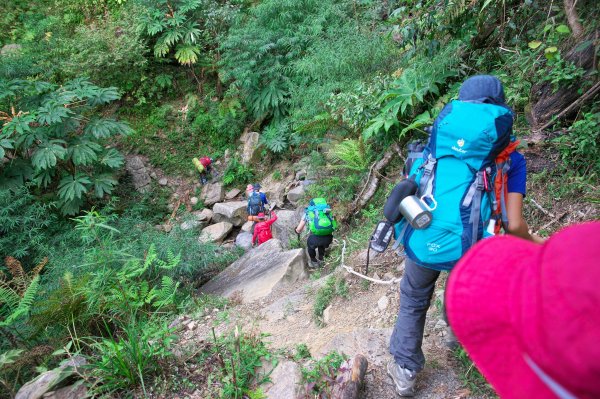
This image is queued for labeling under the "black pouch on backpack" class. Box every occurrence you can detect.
[383,178,418,223]
[369,220,394,253]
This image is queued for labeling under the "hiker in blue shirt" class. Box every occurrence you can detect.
[387,75,544,397]
[247,183,269,218]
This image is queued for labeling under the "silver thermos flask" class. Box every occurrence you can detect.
[399,195,436,229]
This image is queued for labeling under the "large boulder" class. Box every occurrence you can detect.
[199,222,233,243]
[201,182,224,206]
[225,188,241,200]
[272,209,303,247]
[263,360,303,399]
[200,239,307,303]
[286,185,305,205]
[15,357,86,399]
[125,156,151,193]
[260,171,295,208]
[240,131,261,165]
[212,201,248,226]
[235,232,253,250]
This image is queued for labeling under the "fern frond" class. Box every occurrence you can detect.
[31,257,48,277]
[1,275,40,326]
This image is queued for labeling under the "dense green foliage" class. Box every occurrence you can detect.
[0,78,132,214]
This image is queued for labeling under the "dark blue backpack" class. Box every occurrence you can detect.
[247,192,264,216]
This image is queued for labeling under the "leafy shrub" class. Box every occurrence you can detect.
[90,316,177,396]
[301,350,346,396]
[222,157,254,187]
[0,186,55,260]
[313,275,348,320]
[0,78,132,215]
[54,7,148,91]
[199,328,273,398]
[554,112,600,177]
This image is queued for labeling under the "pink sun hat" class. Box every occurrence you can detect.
[447,222,600,399]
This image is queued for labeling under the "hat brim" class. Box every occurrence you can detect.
[446,235,555,398]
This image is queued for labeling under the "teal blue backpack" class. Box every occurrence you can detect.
[395,100,513,270]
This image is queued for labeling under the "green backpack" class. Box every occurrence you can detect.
[306,198,337,236]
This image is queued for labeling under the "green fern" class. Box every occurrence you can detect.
[0,275,40,327]
[326,139,371,173]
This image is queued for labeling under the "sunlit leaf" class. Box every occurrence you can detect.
[528,40,542,49]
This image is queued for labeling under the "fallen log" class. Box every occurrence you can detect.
[331,354,369,399]
[529,30,599,132]
[344,143,400,220]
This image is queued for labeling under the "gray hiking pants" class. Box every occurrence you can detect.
[389,258,448,372]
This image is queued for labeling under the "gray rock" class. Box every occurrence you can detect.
[434,319,448,330]
[260,277,327,322]
[318,328,393,367]
[323,305,333,325]
[125,156,151,193]
[263,361,302,399]
[295,169,307,181]
[286,185,305,205]
[241,221,254,233]
[41,382,87,399]
[212,201,248,226]
[377,295,389,311]
[1,44,22,56]
[201,182,224,206]
[225,188,241,200]
[260,172,295,208]
[180,219,205,231]
[240,131,261,165]
[158,177,168,186]
[271,209,303,247]
[192,208,214,223]
[199,222,233,243]
[200,239,307,303]
[150,171,158,179]
[235,232,253,250]
[190,196,199,206]
[16,357,86,399]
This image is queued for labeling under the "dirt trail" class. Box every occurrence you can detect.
[189,247,489,398]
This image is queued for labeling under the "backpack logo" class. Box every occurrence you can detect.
[452,138,467,154]
[426,242,441,253]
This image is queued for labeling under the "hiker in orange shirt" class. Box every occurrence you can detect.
[252,212,278,247]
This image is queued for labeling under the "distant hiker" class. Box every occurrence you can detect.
[252,211,278,247]
[247,183,269,218]
[295,198,337,268]
[446,222,600,399]
[192,156,213,184]
[387,75,543,397]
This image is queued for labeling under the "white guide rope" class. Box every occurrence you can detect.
[340,240,402,285]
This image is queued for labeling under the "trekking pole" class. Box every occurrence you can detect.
[365,240,372,275]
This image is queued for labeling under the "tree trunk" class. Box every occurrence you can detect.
[563,0,584,38]
[528,30,599,133]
